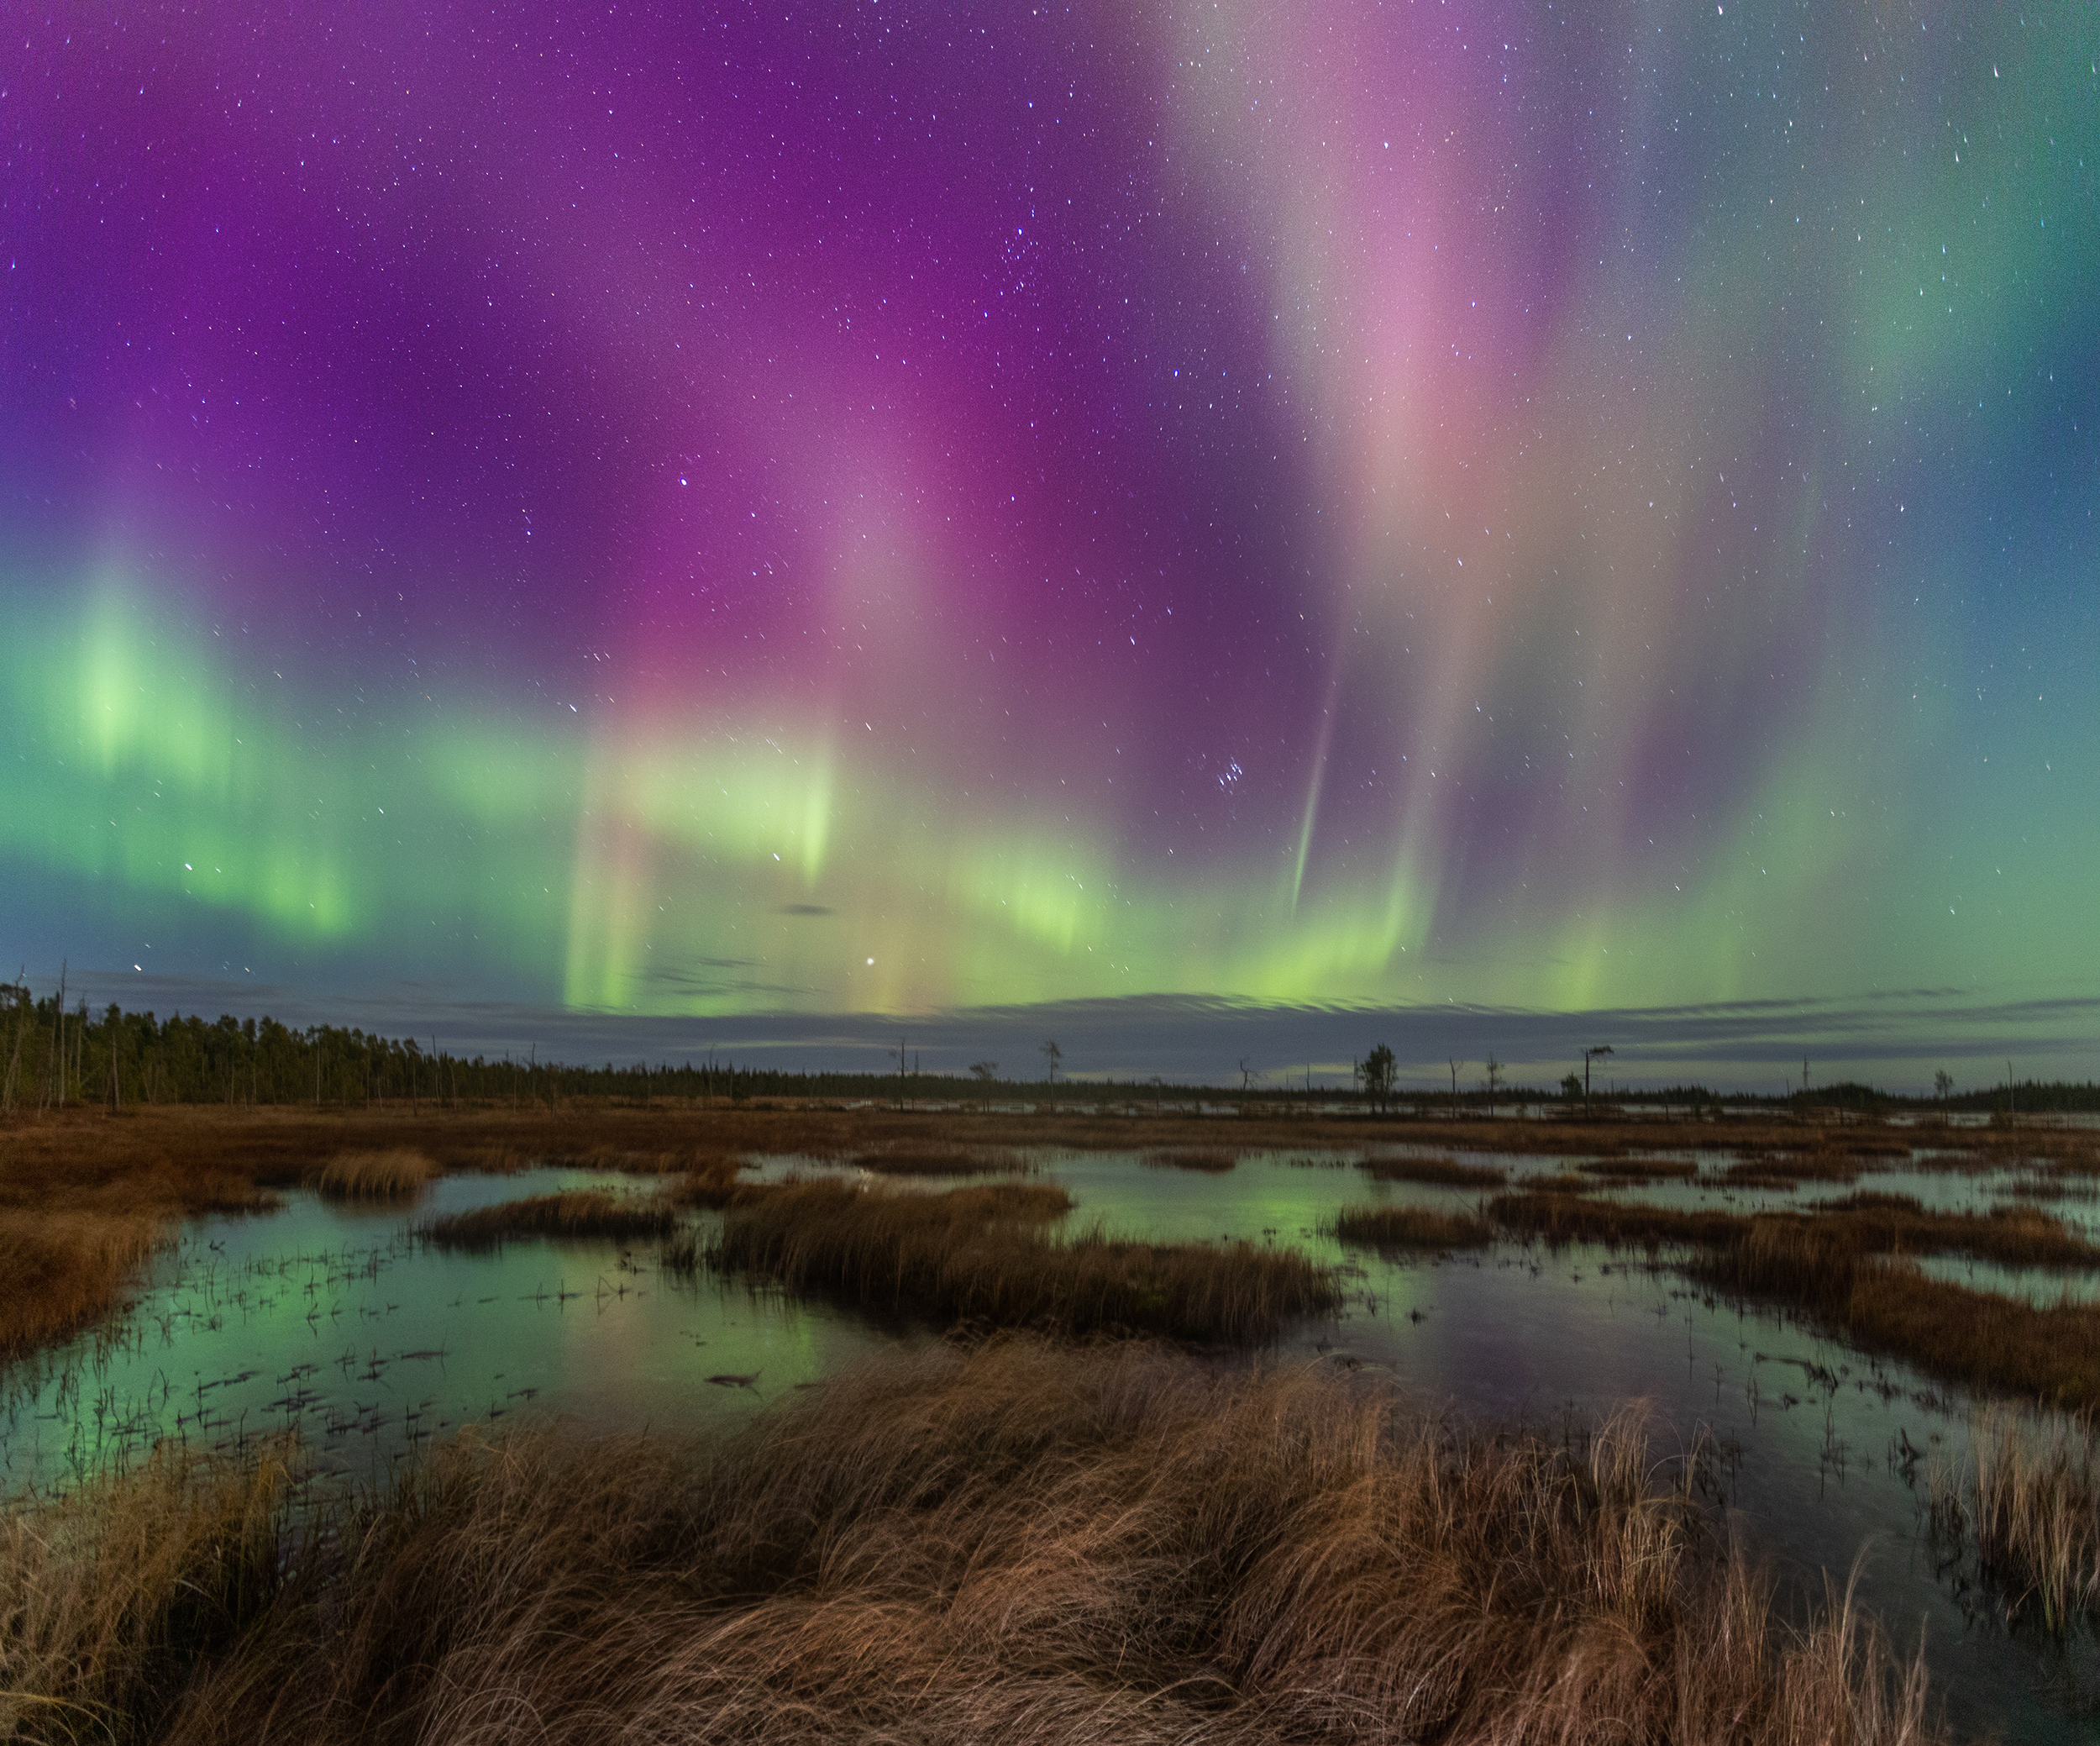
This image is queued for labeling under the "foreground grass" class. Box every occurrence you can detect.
[1931,1407,2100,1630]
[421,1191,677,1251]
[712,1180,1337,1344]
[0,1338,1943,1746]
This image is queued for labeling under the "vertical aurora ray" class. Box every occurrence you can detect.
[1,3,2092,1035]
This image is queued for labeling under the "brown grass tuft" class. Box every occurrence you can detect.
[664,1155,755,1209]
[0,1212,166,1362]
[1139,1148,1239,1172]
[314,1149,436,1202]
[711,1180,1335,1344]
[1576,1155,1700,1184]
[1932,1407,2100,1628]
[420,1191,677,1252]
[1333,1203,1494,1249]
[1491,1191,1751,1249]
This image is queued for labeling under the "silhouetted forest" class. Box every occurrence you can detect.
[5,979,2096,1112]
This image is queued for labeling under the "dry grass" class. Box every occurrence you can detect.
[1807,1192,2100,1269]
[713,1180,1336,1344]
[1139,1148,1239,1172]
[1490,1191,1752,1250]
[313,1149,435,1202]
[664,1154,757,1208]
[0,1441,295,1740]
[1931,1407,2100,1628]
[1357,1154,1507,1187]
[421,1191,678,1252]
[1495,1187,2100,1271]
[0,1212,166,1364]
[1719,1153,1869,1191]
[1577,1156,1700,1184]
[1701,1219,2100,1411]
[0,1339,1945,1746]
[0,1100,2092,1376]
[1332,1204,1493,1249]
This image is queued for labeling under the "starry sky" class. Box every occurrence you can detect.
[4,3,2096,1086]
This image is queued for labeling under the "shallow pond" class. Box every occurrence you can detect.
[5,1146,2097,1740]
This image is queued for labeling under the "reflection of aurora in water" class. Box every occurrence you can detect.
[8,1151,2098,1737]
[3,5,2096,1049]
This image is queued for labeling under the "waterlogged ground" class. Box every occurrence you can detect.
[5,1144,2098,1740]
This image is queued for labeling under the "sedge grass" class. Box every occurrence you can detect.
[1331,1203,1493,1249]
[1576,1155,1700,1184]
[712,1180,1336,1344]
[313,1149,435,1202]
[1138,1148,1239,1172]
[0,1212,165,1363]
[420,1191,677,1252]
[1490,1191,1751,1249]
[1,1338,1945,1746]
[1930,1407,2100,1629]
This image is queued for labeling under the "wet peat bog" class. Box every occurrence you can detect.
[8,1143,2100,1738]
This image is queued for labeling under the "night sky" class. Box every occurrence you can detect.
[4,4,2096,1085]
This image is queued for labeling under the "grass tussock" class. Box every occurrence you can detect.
[1719,1152,1868,1191]
[1576,1156,1700,1184]
[313,1149,436,1202]
[713,1180,1334,1344]
[0,1339,1943,1746]
[0,1212,165,1363]
[1491,1191,1752,1250]
[1357,1154,1506,1187]
[1332,1203,1493,1249]
[665,1155,757,1209]
[1139,1148,1240,1172]
[1932,1407,2100,1628]
[420,1191,677,1252]
[1701,1220,2100,1411]
[1810,1191,2100,1269]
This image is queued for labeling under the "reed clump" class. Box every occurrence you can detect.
[1932,1407,2100,1628]
[712,1181,1335,1344]
[1138,1148,1239,1172]
[313,1149,436,1202]
[1332,1203,1493,1249]
[420,1191,677,1252]
[0,1339,1944,1745]
[1357,1154,1506,1187]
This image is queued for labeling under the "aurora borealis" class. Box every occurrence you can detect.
[4,3,2095,1085]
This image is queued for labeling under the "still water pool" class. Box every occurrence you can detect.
[4,1147,2095,1740]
